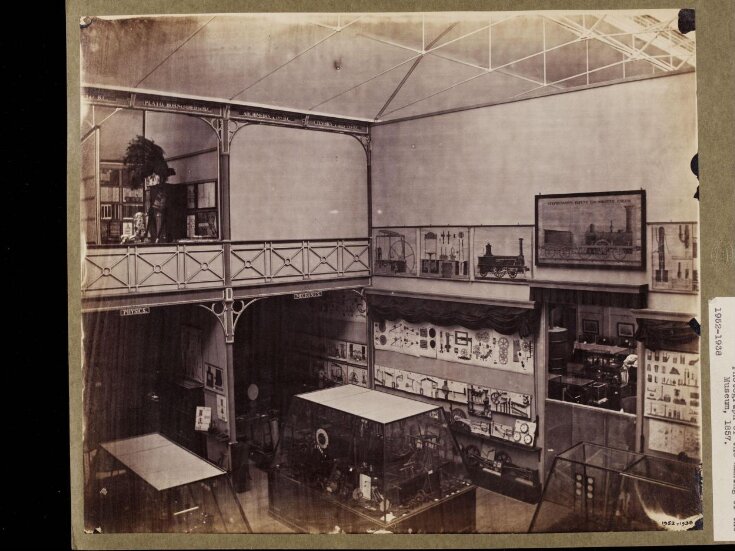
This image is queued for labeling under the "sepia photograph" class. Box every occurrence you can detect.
[69,2,732,546]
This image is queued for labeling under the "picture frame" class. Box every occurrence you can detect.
[617,322,635,338]
[582,319,599,335]
[650,222,699,293]
[372,227,418,277]
[473,225,533,282]
[535,190,646,269]
[180,325,203,384]
[204,362,226,395]
[419,226,470,280]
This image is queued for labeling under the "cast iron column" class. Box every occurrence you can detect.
[220,117,238,458]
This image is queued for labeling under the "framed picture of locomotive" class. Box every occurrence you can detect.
[535,190,646,269]
[419,226,470,280]
[650,222,699,293]
[372,227,418,277]
[474,226,533,281]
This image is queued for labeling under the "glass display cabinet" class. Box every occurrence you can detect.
[88,433,251,533]
[529,442,701,532]
[268,385,476,533]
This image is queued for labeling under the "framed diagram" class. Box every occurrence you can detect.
[372,228,417,276]
[204,362,226,394]
[617,322,635,338]
[582,319,600,335]
[419,227,470,280]
[474,226,533,281]
[650,222,698,293]
[535,190,645,269]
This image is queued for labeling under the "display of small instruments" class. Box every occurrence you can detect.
[374,365,533,421]
[450,405,537,448]
[643,348,700,426]
[373,319,534,374]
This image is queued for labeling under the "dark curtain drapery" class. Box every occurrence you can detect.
[82,310,164,452]
[634,318,700,352]
[530,285,647,309]
[367,294,540,337]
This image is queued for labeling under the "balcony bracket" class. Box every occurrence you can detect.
[198,292,262,343]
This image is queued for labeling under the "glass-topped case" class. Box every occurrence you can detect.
[87,433,251,533]
[269,385,475,533]
[529,442,701,533]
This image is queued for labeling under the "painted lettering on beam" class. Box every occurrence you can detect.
[293,290,323,300]
[120,306,151,316]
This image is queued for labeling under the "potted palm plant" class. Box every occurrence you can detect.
[122,135,176,242]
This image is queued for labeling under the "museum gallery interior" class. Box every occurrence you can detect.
[78,10,702,534]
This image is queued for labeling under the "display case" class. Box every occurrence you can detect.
[268,385,476,533]
[89,433,251,533]
[529,442,701,533]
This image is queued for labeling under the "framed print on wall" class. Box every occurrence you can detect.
[617,322,635,338]
[204,362,226,395]
[650,222,699,293]
[582,319,600,335]
[419,227,470,280]
[535,190,645,269]
[474,226,533,281]
[372,227,418,277]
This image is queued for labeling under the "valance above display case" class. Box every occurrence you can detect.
[366,293,540,337]
[634,318,699,353]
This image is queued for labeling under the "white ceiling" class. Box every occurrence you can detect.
[80,11,695,122]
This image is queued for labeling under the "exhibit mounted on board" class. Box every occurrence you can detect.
[535,191,646,270]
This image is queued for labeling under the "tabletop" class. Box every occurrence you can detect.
[101,432,226,491]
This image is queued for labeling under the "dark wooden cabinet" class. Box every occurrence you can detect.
[158,379,206,457]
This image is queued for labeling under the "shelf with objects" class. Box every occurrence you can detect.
[89,433,251,533]
[529,441,702,532]
[268,385,476,533]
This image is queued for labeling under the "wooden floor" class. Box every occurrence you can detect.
[237,461,536,534]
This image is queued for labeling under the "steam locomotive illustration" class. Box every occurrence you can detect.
[374,229,415,275]
[541,205,638,260]
[477,237,530,279]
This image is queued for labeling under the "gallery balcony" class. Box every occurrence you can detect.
[80,238,371,311]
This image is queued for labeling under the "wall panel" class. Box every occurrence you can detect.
[229,125,368,241]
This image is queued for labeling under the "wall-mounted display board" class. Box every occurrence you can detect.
[372,228,418,277]
[374,365,536,447]
[647,418,701,458]
[294,333,367,366]
[474,226,533,282]
[536,190,645,270]
[643,348,700,426]
[289,291,367,323]
[420,227,470,280]
[373,319,534,375]
[650,222,699,294]
[291,352,368,389]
